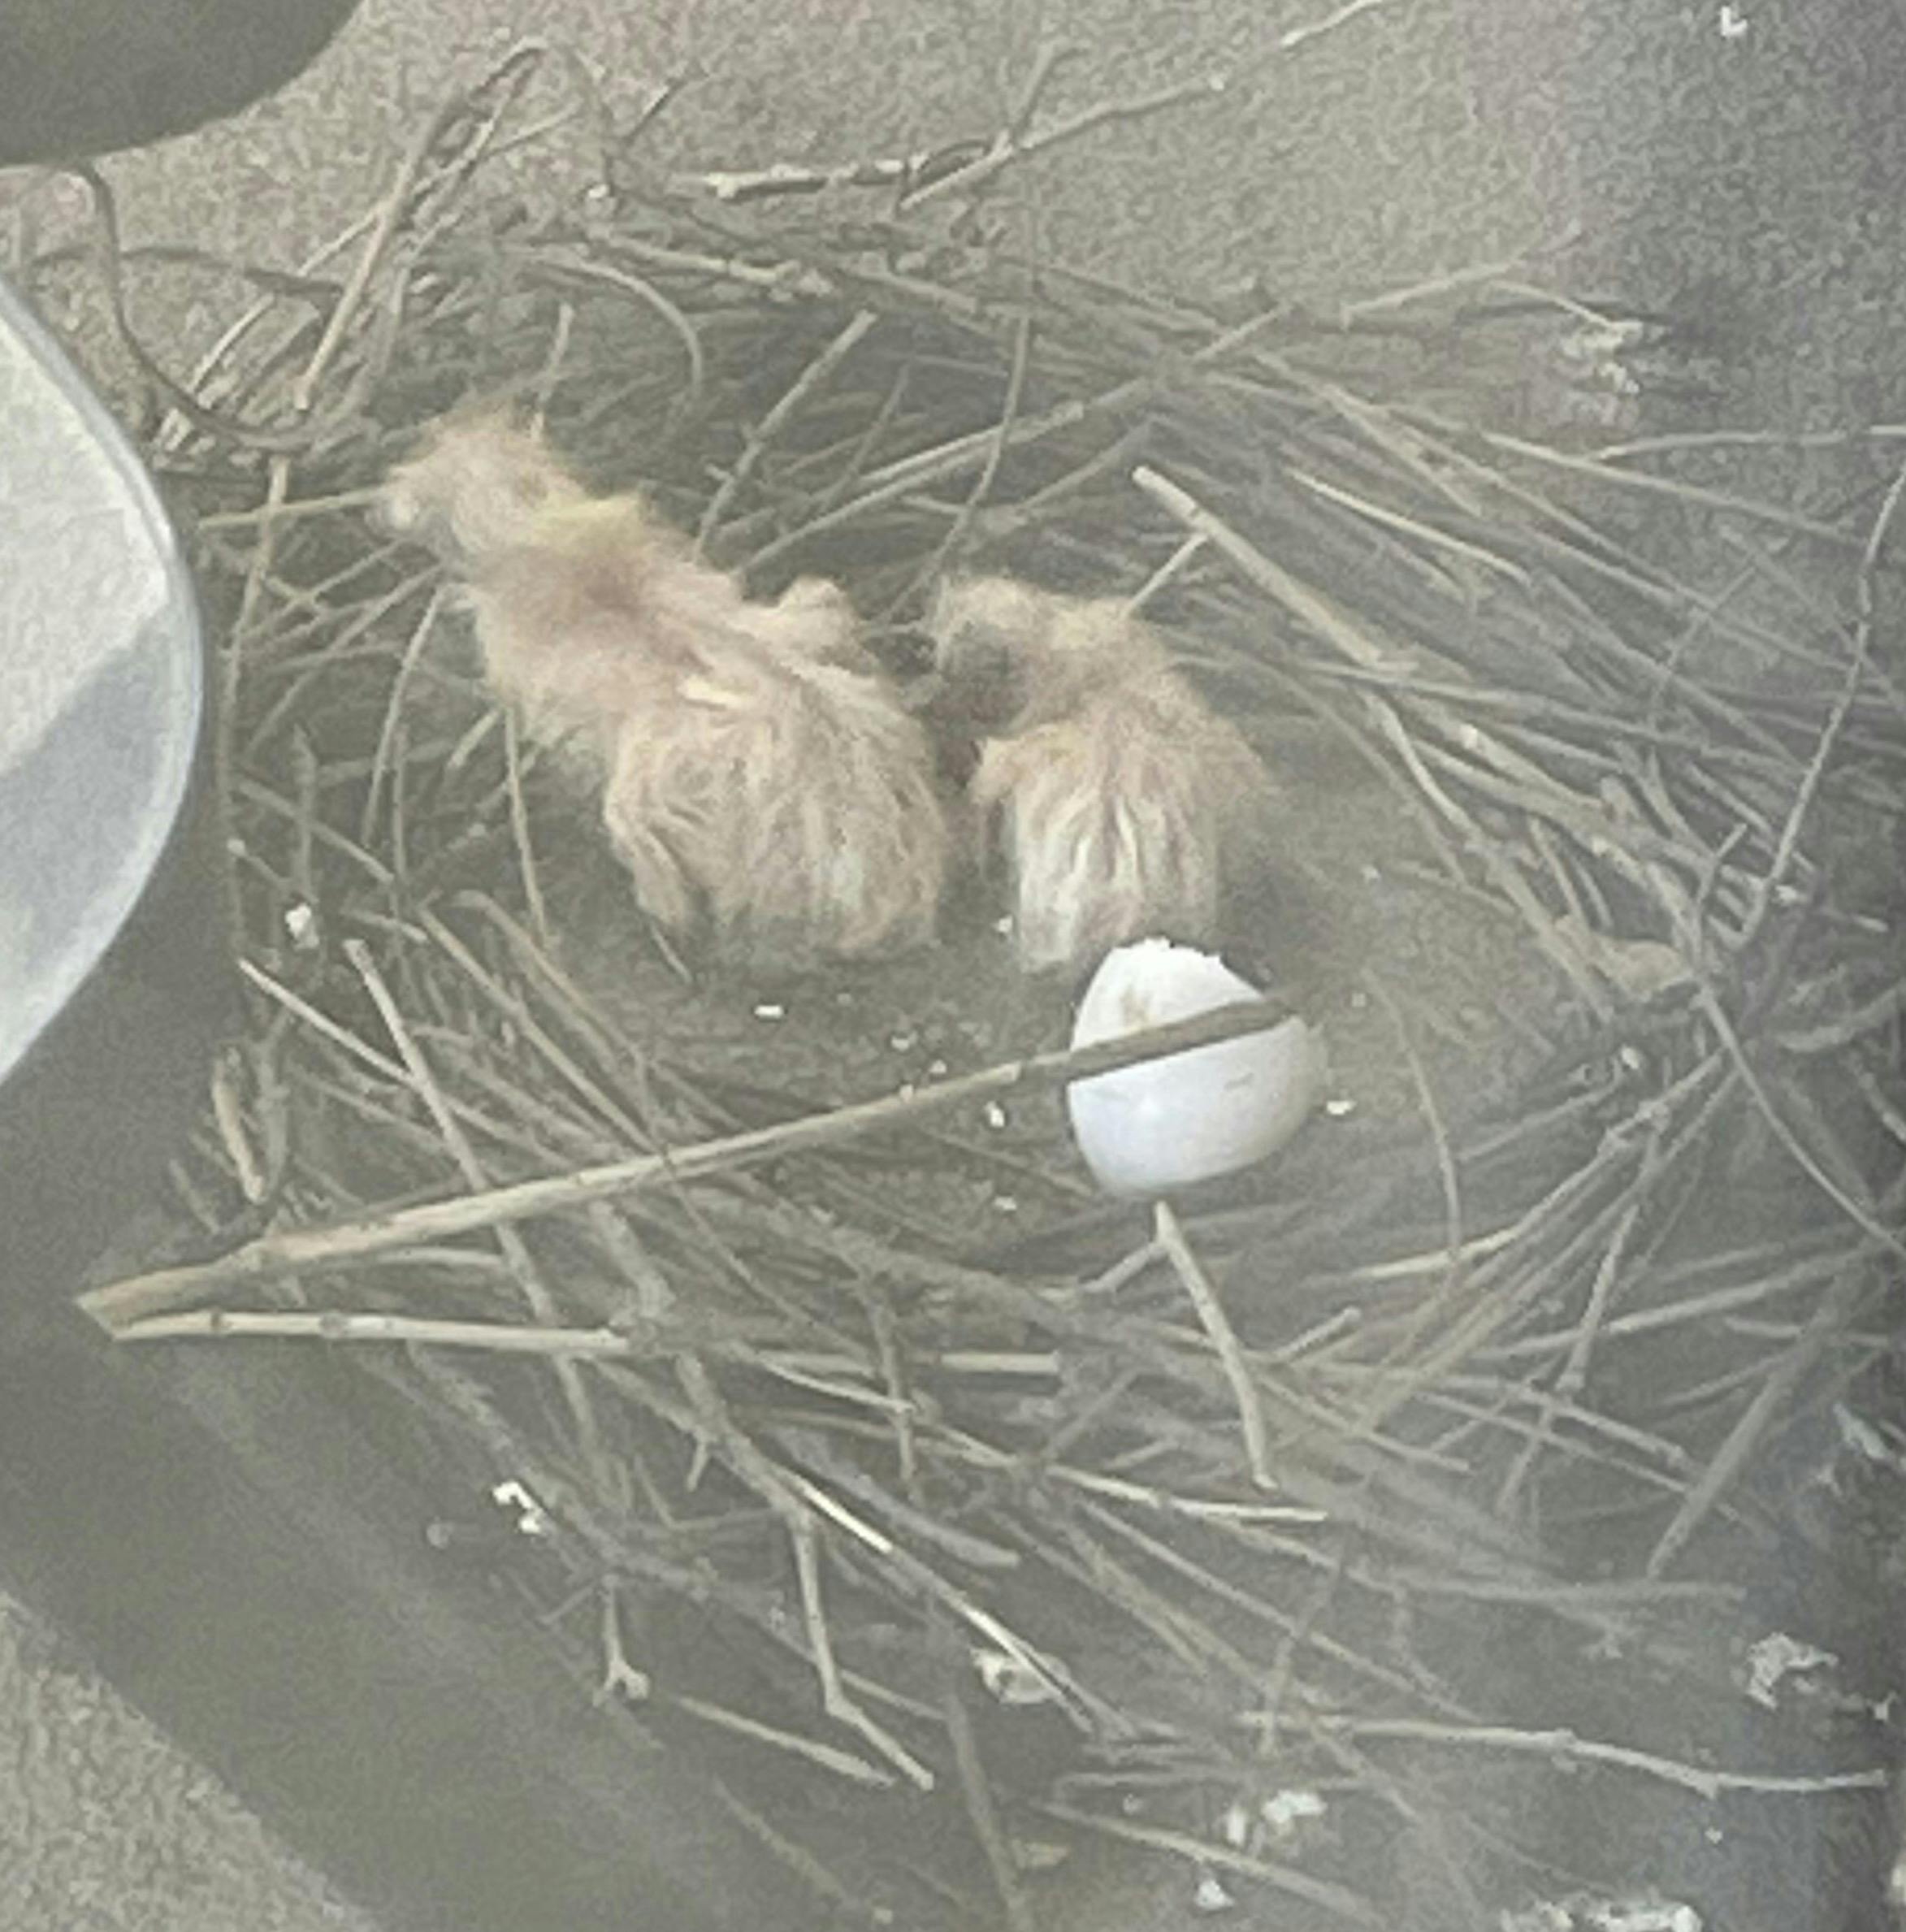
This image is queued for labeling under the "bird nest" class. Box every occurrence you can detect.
[65,41,1906,1930]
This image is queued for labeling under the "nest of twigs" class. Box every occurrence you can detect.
[57,40,1906,1930]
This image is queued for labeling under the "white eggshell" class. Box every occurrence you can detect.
[1066,939,1325,1198]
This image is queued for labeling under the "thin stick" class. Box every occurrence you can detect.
[1153,1200,1276,1490]
[112,1306,648,1355]
[672,1693,895,1788]
[1039,1803,1384,1927]
[1752,453,1906,929]
[943,1687,1036,1932]
[900,73,1229,211]
[81,998,1296,1328]
[343,940,609,1478]
[500,713,551,948]
[1298,1714,1887,1800]
[1646,1263,1874,1577]
[1277,0,1407,54]
[695,308,877,551]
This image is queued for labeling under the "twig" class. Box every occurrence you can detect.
[1039,1802,1384,1927]
[1153,1200,1276,1490]
[342,938,609,1480]
[695,309,877,551]
[943,1687,1037,1932]
[675,1358,936,1790]
[900,73,1230,211]
[1747,452,1906,938]
[1277,0,1409,54]
[114,1307,638,1356]
[81,998,1296,1327]
[1297,1713,1888,1800]
[1646,1263,1875,1577]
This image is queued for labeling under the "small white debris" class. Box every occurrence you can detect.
[1743,1631,1836,1709]
[1324,1095,1356,1118]
[1348,989,1370,1010]
[1358,863,1382,884]
[1220,1801,1252,1848]
[490,1479,552,1538]
[973,1649,1056,1705]
[1588,1903,1701,1932]
[1504,1902,1700,1932]
[284,901,318,949]
[1009,1840,1072,1873]
[1501,1907,1573,1932]
[991,1194,1020,1214]
[1261,1788,1327,1837]
[889,1030,917,1052]
[752,1003,786,1021]
[1193,1874,1236,1913]
[983,1102,1009,1131]
[992,914,1016,937]
[926,1058,948,1077]
[1718,4,1748,36]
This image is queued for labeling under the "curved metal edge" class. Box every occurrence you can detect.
[0,269,206,1086]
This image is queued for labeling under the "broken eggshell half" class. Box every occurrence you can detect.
[1066,939,1326,1198]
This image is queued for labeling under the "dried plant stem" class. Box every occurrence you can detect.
[696,308,877,550]
[942,1687,1037,1932]
[81,998,1293,1328]
[1039,1802,1384,1927]
[675,1358,936,1790]
[1154,1200,1276,1490]
[1645,1263,1875,1577]
[344,938,609,1479]
[1296,1714,1887,1800]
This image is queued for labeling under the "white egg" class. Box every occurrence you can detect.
[1066,939,1326,1198]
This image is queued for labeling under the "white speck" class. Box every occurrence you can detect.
[284,902,318,949]
[1743,1631,1836,1709]
[926,1059,948,1077]
[1261,1788,1326,1836]
[1324,1095,1356,1117]
[1358,863,1382,884]
[897,1082,916,1099]
[1193,1874,1236,1913]
[992,914,1016,936]
[973,1649,1055,1705]
[1348,990,1369,1010]
[1718,4,1748,36]
[1618,1045,1644,1072]
[984,1102,1009,1130]
[1010,1840,1071,1873]
[1704,1827,1724,1845]
[889,1031,916,1051]
[992,1194,1020,1214]
[752,1003,786,1021]
[491,1479,552,1537]
[1220,1801,1251,1848]
[226,835,248,858]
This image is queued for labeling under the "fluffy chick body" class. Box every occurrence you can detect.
[928,575,1271,975]
[383,415,949,960]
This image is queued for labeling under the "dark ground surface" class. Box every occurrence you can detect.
[5,0,1906,1927]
